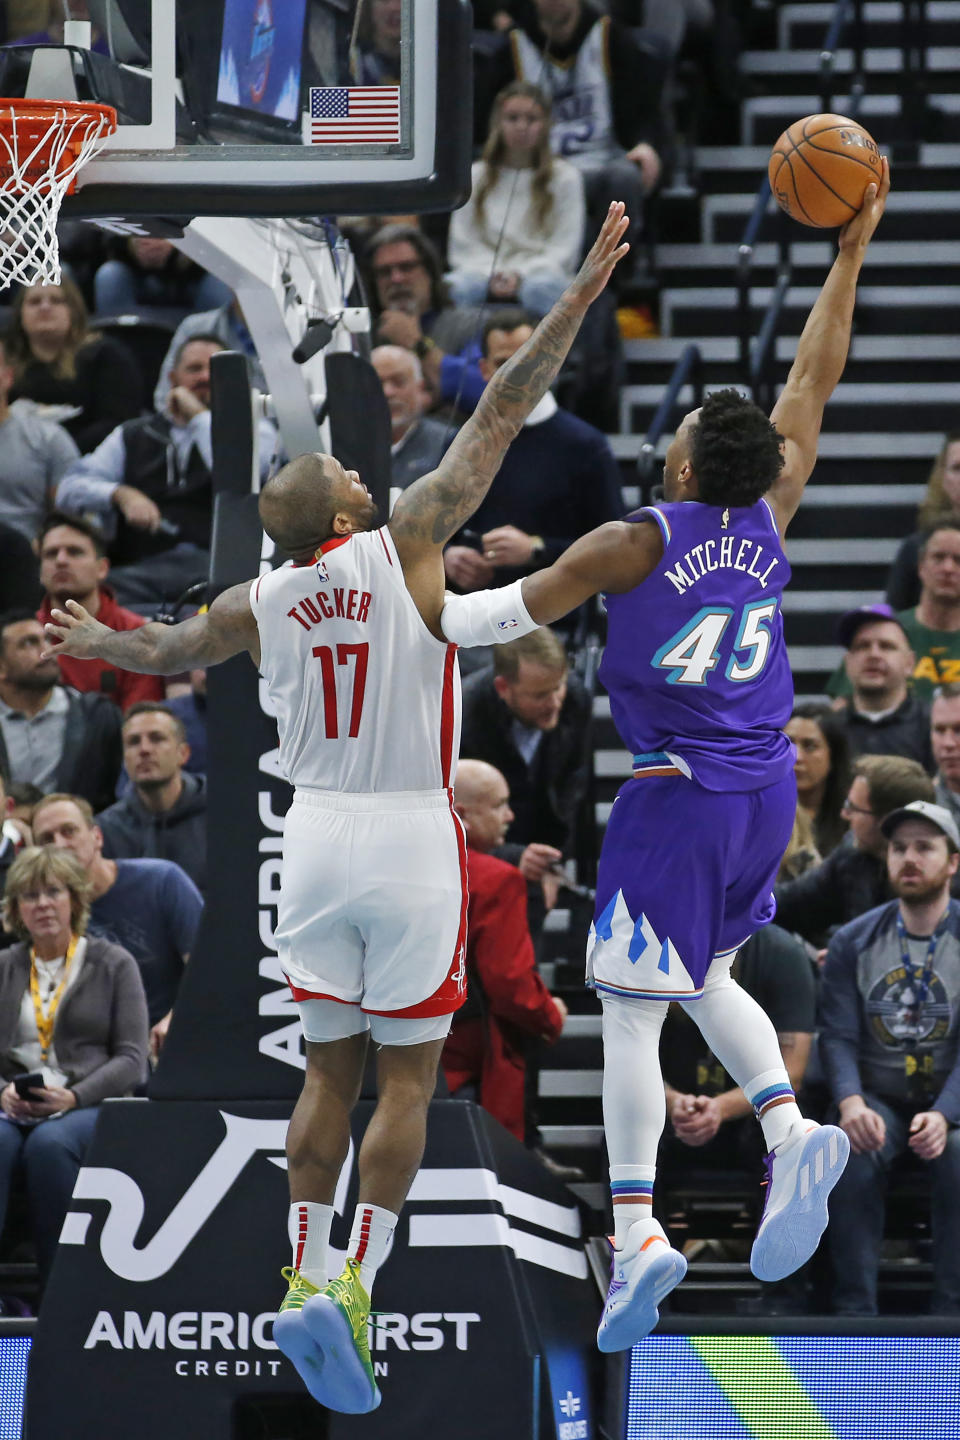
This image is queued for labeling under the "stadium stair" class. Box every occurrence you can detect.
[539,1,960,1312]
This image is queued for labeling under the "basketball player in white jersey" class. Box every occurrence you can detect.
[42,203,629,1415]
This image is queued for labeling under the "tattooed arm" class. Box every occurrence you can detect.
[387,203,629,633]
[41,582,261,673]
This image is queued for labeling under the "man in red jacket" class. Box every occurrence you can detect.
[444,758,567,1140]
[36,512,165,711]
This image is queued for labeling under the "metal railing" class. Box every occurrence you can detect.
[636,342,704,501]
[738,0,865,407]
[820,0,865,115]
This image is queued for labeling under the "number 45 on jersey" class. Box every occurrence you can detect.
[654,601,779,686]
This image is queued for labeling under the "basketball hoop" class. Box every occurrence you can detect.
[0,98,117,289]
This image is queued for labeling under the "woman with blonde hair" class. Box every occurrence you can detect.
[446,81,586,318]
[886,429,960,610]
[777,802,822,883]
[0,846,147,1283]
[7,276,141,452]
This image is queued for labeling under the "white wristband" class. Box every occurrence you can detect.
[440,577,537,648]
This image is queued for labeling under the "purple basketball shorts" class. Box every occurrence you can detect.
[586,771,797,1000]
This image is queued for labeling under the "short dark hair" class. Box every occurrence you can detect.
[172,332,226,370]
[366,223,447,312]
[481,308,535,357]
[7,781,44,811]
[919,517,960,556]
[121,701,187,744]
[37,510,107,558]
[853,754,934,817]
[258,452,340,555]
[0,608,42,653]
[689,389,784,508]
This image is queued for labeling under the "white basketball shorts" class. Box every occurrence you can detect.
[277,787,469,1020]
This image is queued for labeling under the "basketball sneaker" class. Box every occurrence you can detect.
[301,1258,381,1414]
[596,1222,687,1353]
[273,1268,326,1402]
[750,1120,850,1283]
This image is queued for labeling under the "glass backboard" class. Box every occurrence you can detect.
[0,0,471,218]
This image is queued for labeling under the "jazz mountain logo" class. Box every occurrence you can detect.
[61,1112,291,1282]
[61,1111,586,1281]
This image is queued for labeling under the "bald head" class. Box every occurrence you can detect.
[258,452,376,557]
[454,760,514,851]
[455,759,503,805]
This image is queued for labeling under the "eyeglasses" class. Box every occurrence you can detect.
[841,797,875,817]
[372,259,424,281]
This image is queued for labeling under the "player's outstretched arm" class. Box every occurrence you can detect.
[388,203,629,563]
[41,582,260,674]
[767,156,889,535]
[441,520,663,646]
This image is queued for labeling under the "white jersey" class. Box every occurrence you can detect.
[250,527,460,793]
[511,19,616,171]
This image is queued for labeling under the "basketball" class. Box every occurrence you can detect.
[768,113,883,228]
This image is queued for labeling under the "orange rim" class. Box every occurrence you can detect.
[0,98,117,194]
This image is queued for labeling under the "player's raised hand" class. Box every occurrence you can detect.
[838,154,890,254]
[567,201,630,308]
[42,598,112,660]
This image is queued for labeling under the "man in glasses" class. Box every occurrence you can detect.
[776,755,935,945]
[367,224,487,414]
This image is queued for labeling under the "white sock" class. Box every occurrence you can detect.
[610,1165,659,1249]
[744,1069,804,1151]
[348,1202,398,1297]
[288,1201,334,1288]
[680,958,803,1149]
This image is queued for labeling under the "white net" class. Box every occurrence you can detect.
[0,102,116,289]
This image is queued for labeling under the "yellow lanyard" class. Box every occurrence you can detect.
[29,935,78,1064]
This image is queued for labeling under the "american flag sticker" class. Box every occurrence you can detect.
[303,86,401,145]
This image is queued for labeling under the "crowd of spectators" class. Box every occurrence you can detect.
[0,188,236,1303]
[0,1,956,1323]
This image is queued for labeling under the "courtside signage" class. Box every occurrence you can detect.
[27,1101,596,1439]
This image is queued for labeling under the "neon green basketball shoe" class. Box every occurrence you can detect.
[273,1267,328,1403]
[302,1258,381,1414]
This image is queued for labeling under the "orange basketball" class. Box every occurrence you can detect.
[768,114,883,228]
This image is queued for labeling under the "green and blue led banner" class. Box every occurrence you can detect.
[627,1333,960,1439]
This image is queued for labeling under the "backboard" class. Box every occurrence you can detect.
[0,0,472,219]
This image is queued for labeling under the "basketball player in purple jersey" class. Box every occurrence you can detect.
[442,159,890,1349]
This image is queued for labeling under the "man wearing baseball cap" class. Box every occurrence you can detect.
[832,605,932,770]
[820,799,960,1315]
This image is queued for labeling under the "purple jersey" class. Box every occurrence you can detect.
[599,497,795,791]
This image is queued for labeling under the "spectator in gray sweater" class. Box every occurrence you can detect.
[0,332,79,542]
[820,801,960,1315]
[0,845,148,1281]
